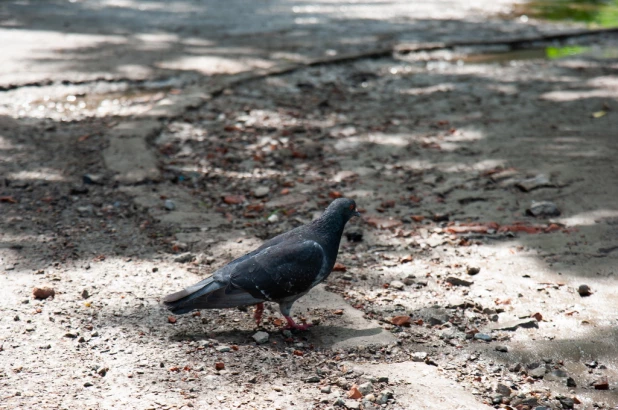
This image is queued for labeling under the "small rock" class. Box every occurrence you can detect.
[526,201,561,217]
[70,185,89,195]
[495,345,509,352]
[578,284,592,297]
[84,382,93,387]
[490,318,538,331]
[347,385,362,399]
[474,333,492,342]
[390,280,405,290]
[357,382,373,396]
[83,174,103,185]
[402,276,415,286]
[164,199,176,210]
[364,393,376,402]
[252,331,269,344]
[593,376,609,390]
[495,383,511,396]
[509,363,522,373]
[557,396,574,409]
[216,345,231,353]
[344,400,360,410]
[390,316,411,327]
[268,214,279,223]
[466,266,481,275]
[321,385,332,394]
[81,289,90,299]
[529,366,546,378]
[77,205,94,216]
[32,287,55,300]
[377,376,389,383]
[445,276,473,286]
[566,377,577,387]
[253,186,270,198]
[215,362,225,371]
[174,252,195,263]
[411,352,427,362]
[305,375,320,383]
[516,174,554,192]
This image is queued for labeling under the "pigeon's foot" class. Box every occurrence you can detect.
[284,316,312,331]
[254,303,264,326]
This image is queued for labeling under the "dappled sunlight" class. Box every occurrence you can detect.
[7,168,66,182]
[558,209,618,227]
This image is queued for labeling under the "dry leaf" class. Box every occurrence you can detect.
[329,191,343,199]
[365,216,403,230]
[348,385,362,399]
[333,309,344,315]
[390,315,412,327]
[0,196,17,204]
[223,195,245,205]
[332,263,347,272]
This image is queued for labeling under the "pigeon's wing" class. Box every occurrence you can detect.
[228,240,326,301]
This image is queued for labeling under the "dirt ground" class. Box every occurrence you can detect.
[1,1,618,410]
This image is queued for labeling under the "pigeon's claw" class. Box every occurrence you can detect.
[254,302,264,326]
[284,315,312,331]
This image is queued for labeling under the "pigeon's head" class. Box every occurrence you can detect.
[325,198,361,222]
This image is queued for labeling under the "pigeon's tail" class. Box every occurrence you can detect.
[164,276,264,314]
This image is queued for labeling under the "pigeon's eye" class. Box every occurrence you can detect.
[349,204,355,211]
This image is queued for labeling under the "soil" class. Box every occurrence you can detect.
[1,1,618,409]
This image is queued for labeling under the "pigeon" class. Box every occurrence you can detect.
[163,198,361,330]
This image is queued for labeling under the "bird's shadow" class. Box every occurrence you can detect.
[169,325,386,349]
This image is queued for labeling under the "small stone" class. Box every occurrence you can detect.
[174,252,195,263]
[466,266,480,275]
[32,287,55,300]
[377,376,389,383]
[529,366,546,378]
[490,318,539,331]
[70,185,89,195]
[474,333,492,342]
[267,214,279,223]
[390,280,405,290]
[593,376,609,390]
[558,397,574,409]
[365,393,376,402]
[344,400,360,410]
[305,375,320,383]
[566,377,577,387]
[215,362,225,371]
[252,331,269,344]
[402,276,415,286]
[526,201,560,217]
[509,363,522,373]
[83,382,93,387]
[495,383,511,396]
[495,345,509,352]
[77,205,94,216]
[445,276,473,286]
[164,199,176,210]
[216,345,231,353]
[253,187,270,198]
[347,385,362,399]
[578,284,592,297]
[516,174,553,192]
[83,174,103,185]
[81,289,90,299]
[342,273,353,281]
[357,382,373,396]
[411,352,427,362]
[321,385,332,394]
[492,395,503,405]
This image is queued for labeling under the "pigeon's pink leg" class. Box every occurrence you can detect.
[284,315,312,330]
[254,303,264,326]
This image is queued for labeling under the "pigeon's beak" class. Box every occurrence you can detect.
[353,208,361,217]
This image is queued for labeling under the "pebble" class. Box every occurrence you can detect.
[70,185,89,195]
[411,352,427,362]
[253,186,270,198]
[474,333,492,342]
[83,174,103,185]
[81,289,90,299]
[267,214,279,223]
[77,205,94,216]
[321,385,332,394]
[345,228,363,242]
[466,266,480,275]
[357,382,373,395]
[526,201,561,217]
[344,400,360,410]
[305,376,320,383]
[83,382,93,387]
[32,287,55,300]
[529,366,546,378]
[516,174,553,192]
[390,280,405,290]
[567,377,577,387]
[164,199,176,210]
[578,284,592,297]
[216,345,231,353]
[174,252,195,263]
[445,276,473,286]
[495,383,511,396]
[593,376,609,390]
[252,331,269,344]
[495,345,508,352]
